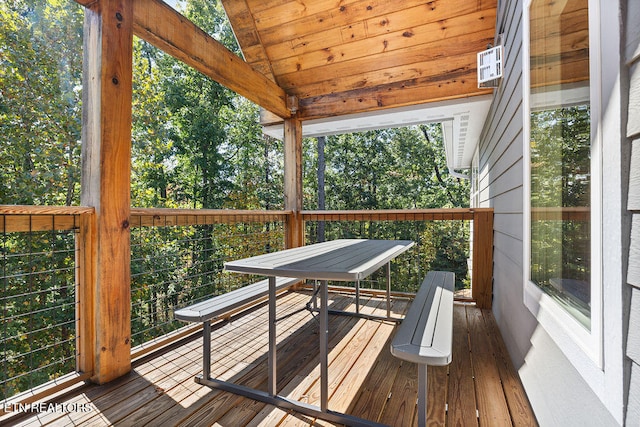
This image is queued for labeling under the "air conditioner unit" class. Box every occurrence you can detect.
[477,44,503,88]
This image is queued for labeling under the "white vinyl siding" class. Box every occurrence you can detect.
[624,0,640,423]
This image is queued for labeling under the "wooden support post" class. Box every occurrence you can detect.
[472,209,494,309]
[81,0,133,383]
[284,118,304,248]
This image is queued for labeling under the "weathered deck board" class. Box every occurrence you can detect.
[347,336,403,422]
[4,291,536,427]
[377,358,417,426]
[467,307,513,426]
[482,308,538,425]
[447,303,479,427]
[426,365,449,426]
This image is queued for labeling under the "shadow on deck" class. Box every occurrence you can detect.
[4,290,536,426]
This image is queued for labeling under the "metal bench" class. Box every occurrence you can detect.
[174,277,301,379]
[391,271,455,427]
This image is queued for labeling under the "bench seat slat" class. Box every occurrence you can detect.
[391,271,454,366]
[174,277,300,323]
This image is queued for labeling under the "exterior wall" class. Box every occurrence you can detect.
[477,0,624,424]
[625,0,640,423]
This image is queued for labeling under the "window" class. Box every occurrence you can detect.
[524,0,624,417]
[528,0,591,326]
[525,0,602,365]
[530,102,591,329]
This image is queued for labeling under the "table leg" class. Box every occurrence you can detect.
[269,276,277,396]
[313,280,318,310]
[386,261,391,319]
[320,279,328,412]
[418,364,428,427]
[203,320,211,380]
[355,279,360,314]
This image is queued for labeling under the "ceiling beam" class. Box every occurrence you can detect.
[298,71,492,120]
[132,0,290,118]
[75,0,291,118]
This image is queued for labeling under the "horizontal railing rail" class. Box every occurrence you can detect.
[0,205,94,233]
[129,208,293,227]
[302,208,477,221]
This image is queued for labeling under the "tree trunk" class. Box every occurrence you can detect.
[317,136,326,242]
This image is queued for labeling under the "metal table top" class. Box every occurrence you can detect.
[224,238,415,281]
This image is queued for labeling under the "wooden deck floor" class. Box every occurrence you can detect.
[6,290,536,426]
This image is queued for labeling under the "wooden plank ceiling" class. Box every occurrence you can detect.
[220,0,498,121]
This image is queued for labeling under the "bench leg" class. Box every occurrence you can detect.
[313,280,318,310]
[203,320,211,380]
[386,261,391,319]
[320,279,329,412]
[418,364,428,427]
[269,276,277,396]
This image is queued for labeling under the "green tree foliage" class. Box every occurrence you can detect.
[130,0,274,211]
[131,41,178,208]
[221,98,284,210]
[303,125,468,211]
[0,0,83,206]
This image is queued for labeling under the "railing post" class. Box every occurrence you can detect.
[284,118,304,248]
[285,211,305,249]
[472,209,494,309]
[76,211,96,376]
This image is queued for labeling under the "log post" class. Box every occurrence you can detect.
[472,209,494,309]
[284,118,304,248]
[80,0,133,383]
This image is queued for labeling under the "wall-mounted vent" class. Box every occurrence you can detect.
[477,45,503,88]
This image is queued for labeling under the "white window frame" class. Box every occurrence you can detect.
[523,0,605,390]
[523,0,624,420]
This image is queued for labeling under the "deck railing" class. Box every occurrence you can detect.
[128,209,290,351]
[0,206,94,403]
[0,206,493,408]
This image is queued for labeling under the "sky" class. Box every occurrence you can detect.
[165,0,180,10]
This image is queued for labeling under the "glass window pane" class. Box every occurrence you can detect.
[529,0,591,328]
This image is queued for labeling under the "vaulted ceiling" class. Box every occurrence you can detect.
[220,0,498,122]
